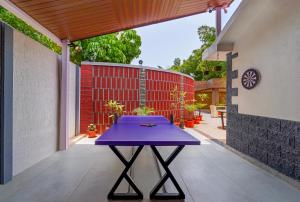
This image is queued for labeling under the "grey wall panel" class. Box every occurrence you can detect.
[12,30,60,176]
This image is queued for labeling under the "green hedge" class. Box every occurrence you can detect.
[0,6,61,54]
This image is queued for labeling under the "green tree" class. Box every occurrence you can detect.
[170,57,181,71]
[173,58,181,66]
[169,25,226,81]
[197,25,216,46]
[70,30,141,64]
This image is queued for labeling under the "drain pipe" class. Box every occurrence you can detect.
[216,7,222,36]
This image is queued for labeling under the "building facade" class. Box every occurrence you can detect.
[204,0,300,180]
[194,78,226,108]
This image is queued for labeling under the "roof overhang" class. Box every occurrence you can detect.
[202,42,233,61]
[3,0,232,42]
[202,0,248,61]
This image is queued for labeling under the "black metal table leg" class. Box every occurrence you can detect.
[150,145,185,200]
[108,145,144,200]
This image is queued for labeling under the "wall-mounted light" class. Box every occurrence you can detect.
[208,7,215,13]
[68,42,76,47]
[68,42,81,52]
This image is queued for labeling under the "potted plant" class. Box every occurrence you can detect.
[87,124,97,138]
[170,85,179,124]
[190,99,201,124]
[178,91,187,128]
[133,106,155,115]
[195,103,207,122]
[184,103,196,128]
[106,100,125,125]
[170,85,187,128]
[196,93,209,121]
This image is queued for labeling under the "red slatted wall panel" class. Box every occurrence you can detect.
[80,64,194,134]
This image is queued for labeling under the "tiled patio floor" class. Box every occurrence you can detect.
[0,131,299,202]
[194,113,227,144]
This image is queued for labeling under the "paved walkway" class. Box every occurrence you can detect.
[194,113,227,144]
[0,131,299,202]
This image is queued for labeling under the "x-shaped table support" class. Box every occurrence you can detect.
[108,145,185,200]
[108,145,144,200]
[150,145,185,200]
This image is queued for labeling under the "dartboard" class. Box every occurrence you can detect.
[241,69,260,89]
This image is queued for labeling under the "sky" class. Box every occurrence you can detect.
[132,0,241,68]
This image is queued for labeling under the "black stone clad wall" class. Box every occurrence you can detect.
[226,53,300,180]
[227,108,300,180]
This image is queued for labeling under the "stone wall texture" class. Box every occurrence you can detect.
[227,53,300,180]
[80,63,194,134]
[227,107,300,180]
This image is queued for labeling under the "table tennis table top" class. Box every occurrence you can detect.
[95,115,200,146]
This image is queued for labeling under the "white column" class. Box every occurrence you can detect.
[59,40,70,150]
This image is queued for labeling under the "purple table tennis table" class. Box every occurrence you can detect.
[95,115,200,200]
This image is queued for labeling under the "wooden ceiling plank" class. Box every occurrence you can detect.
[51,24,118,38]
[11,0,59,9]
[35,5,114,23]
[31,10,116,29]
[10,0,34,3]
[69,28,127,41]
[46,20,119,33]
[10,0,233,41]
[70,9,217,41]
[21,1,110,17]
[67,27,125,41]
[159,0,168,20]
[1,0,62,45]
[179,1,209,8]
[23,0,103,12]
[42,12,117,25]
[111,0,132,27]
[19,0,101,10]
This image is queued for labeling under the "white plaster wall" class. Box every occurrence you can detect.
[12,30,60,175]
[69,63,77,139]
[231,0,300,122]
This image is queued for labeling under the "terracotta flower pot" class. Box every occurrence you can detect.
[87,130,97,138]
[194,118,200,124]
[174,121,180,126]
[185,120,194,128]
